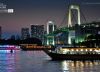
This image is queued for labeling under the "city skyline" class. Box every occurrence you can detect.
[0,0,100,39]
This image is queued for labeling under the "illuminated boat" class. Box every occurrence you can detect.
[20,44,53,50]
[0,45,20,50]
[44,47,100,60]
[0,45,20,53]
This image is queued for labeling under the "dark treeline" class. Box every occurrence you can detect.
[0,38,42,45]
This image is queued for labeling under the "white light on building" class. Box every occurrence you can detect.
[8,9,14,13]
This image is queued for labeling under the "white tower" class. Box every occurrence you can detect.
[47,21,55,34]
[68,5,81,45]
[68,5,81,27]
[47,21,55,45]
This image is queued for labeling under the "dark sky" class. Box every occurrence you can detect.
[0,0,100,39]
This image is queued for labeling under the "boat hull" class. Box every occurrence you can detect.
[44,50,100,60]
[21,47,54,51]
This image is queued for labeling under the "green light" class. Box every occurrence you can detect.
[46,36,55,45]
[68,36,71,44]
[47,39,49,45]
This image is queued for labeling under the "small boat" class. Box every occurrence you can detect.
[44,46,100,60]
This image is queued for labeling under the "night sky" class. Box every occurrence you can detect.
[0,0,100,39]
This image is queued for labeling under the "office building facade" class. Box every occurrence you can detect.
[21,28,30,40]
[31,24,44,41]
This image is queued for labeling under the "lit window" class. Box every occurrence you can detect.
[81,49,83,51]
[85,49,88,51]
[76,49,79,51]
[8,9,14,13]
[71,49,74,51]
[90,49,92,51]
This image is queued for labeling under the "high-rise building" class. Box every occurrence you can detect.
[31,24,44,41]
[0,26,2,39]
[80,22,100,35]
[74,22,100,43]
[21,28,30,40]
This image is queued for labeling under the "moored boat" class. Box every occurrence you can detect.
[44,47,100,60]
[20,44,53,50]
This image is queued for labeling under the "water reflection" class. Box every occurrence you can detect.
[61,61,69,72]
[60,60,100,72]
[0,50,100,72]
[0,52,15,72]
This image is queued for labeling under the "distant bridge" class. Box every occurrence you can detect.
[46,4,86,45]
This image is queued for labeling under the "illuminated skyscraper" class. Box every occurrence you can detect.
[75,22,100,43]
[31,24,44,41]
[21,28,30,40]
[81,22,100,35]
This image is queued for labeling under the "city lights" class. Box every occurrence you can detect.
[0,0,100,72]
[0,3,14,13]
[7,9,14,13]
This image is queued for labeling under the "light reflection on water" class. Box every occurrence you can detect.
[0,52,15,72]
[0,50,100,72]
[60,60,100,72]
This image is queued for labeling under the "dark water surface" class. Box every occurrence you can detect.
[0,50,100,72]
